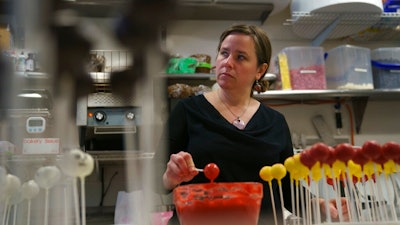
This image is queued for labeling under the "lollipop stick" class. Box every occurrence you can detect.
[295,181,301,225]
[367,179,378,221]
[268,182,278,225]
[389,174,399,221]
[350,178,363,221]
[4,202,10,225]
[44,189,49,225]
[384,174,397,221]
[12,205,17,225]
[80,177,87,225]
[330,169,344,222]
[278,183,286,225]
[290,178,295,216]
[299,181,306,225]
[374,172,388,221]
[27,200,31,225]
[73,178,81,225]
[306,186,312,225]
[321,168,331,223]
[361,173,373,222]
[313,180,321,224]
[2,201,7,225]
[342,174,353,222]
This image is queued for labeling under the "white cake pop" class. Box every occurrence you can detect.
[34,166,61,225]
[9,188,23,205]
[59,149,94,178]
[34,166,61,189]
[21,180,40,225]
[1,174,21,225]
[21,180,40,200]
[1,174,21,200]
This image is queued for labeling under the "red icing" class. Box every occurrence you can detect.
[173,182,263,225]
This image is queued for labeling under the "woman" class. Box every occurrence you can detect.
[162,24,346,224]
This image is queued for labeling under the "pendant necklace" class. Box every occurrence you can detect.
[217,91,250,130]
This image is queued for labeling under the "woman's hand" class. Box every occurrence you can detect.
[319,197,349,222]
[163,151,199,190]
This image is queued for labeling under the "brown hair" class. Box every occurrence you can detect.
[217,24,272,94]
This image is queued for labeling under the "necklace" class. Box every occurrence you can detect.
[217,91,250,130]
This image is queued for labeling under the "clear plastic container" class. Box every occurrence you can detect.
[325,45,374,90]
[173,182,263,225]
[279,46,326,90]
[371,47,400,89]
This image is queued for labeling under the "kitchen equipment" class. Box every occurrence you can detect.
[173,182,263,225]
[77,50,142,151]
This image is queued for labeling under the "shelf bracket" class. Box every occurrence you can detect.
[351,96,369,134]
[311,15,341,46]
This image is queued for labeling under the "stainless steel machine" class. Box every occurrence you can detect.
[76,50,142,151]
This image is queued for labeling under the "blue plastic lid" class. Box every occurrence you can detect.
[371,60,400,69]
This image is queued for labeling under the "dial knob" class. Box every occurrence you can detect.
[126,112,135,120]
[94,111,106,122]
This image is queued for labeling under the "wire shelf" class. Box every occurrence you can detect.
[288,12,400,41]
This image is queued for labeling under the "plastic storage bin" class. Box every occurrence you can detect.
[371,47,400,89]
[383,0,400,12]
[325,45,374,90]
[277,46,326,90]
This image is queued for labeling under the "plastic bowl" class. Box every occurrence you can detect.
[173,182,263,225]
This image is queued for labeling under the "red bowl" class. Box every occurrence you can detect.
[173,182,263,225]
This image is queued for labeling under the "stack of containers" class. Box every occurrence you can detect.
[325,45,374,90]
[277,46,326,90]
[371,47,400,89]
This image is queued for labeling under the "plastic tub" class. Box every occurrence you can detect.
[173,182,263,225]
[278,46,327,90]
[371,47,400,89]
[383,0,400,12]
[325,45,373,90]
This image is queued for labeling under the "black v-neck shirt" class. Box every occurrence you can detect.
[168,94,294,216]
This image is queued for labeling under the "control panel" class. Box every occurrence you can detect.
[86,107,141,127]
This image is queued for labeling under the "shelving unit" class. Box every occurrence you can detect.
[287,12,400,45]
[167,73,400,133]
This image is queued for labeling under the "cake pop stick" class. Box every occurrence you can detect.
[78,152,94,225]
[310,163,322,224]
[347,160,363,221]
[59,149,94,225]
[385,160,400,221]
[20,180,40,225]
[34,166,61,225]
[1,174,21,225]
[259,166,278,225]
[292,153,309,225]
[271,163,287,225]
[9,188,24,225]
[284,157,296,217]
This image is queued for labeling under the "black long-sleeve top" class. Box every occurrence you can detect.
[167,94,294,221]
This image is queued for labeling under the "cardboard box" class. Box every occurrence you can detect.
[0,25,11,50]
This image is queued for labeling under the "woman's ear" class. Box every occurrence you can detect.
[256,63,268,80]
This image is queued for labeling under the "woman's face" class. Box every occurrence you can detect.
[215,33,265,91]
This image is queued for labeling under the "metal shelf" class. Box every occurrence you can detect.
[256,89,400,134]
[288,12,400,44]
[255,89,400,100]
[165,73,215,80]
